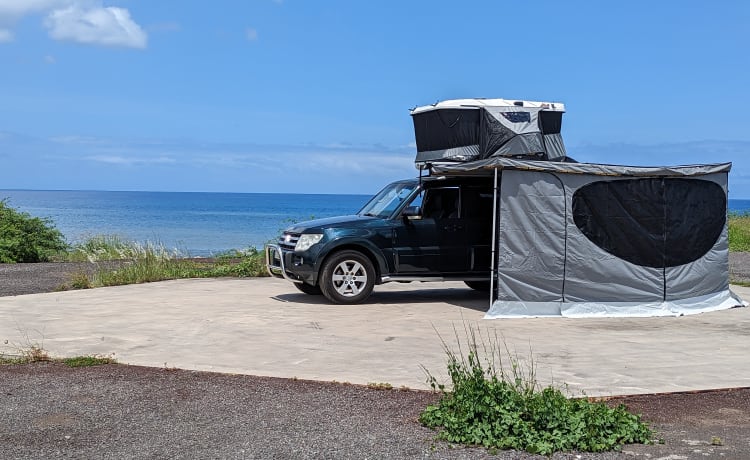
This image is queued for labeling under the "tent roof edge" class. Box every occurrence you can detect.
[431,158,732,177]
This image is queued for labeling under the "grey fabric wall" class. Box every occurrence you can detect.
[493,167,730,307]
[496,170,566,302]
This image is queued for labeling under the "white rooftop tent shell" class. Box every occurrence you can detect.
[411,98,567,165]
[432,158,745,318]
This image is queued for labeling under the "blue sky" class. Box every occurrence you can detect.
[1,1,749,197]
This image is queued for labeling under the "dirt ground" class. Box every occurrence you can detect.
[1,363,749,459]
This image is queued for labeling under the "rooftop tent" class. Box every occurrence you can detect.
[410,98,567,165]
[432,158,746,318]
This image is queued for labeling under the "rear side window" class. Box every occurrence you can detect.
[572,178,726,268]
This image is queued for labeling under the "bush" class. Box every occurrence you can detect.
[420,326,652,455]
[0,199,67,263]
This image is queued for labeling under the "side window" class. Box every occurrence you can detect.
[423,187,459,220]
[409,191,424,210]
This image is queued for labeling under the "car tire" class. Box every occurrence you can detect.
[294,283,322,295]
[320,250,375,304]
[464,280,491,292]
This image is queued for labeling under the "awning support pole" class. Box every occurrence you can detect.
[489,168,499,309]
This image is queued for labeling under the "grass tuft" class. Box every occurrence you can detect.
[366,382,393,390]
[1,332,51,365]
[69,271,93,289]
[0,345,50,365]
[420,324,652,455]
[60,236,268,289]
[1,330,117,367]
[62,355,117,367]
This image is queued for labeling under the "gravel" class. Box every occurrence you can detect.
[2,257,750,458]
[0,261,125,296]
[1,363,748,459]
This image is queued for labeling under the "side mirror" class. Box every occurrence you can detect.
[402,206,422,220]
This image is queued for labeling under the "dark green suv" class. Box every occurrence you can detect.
[265,176,494,304]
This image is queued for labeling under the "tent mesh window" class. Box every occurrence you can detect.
[412,109,480,153]
[572,178,726,268]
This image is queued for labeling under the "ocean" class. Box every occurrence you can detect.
[0,190,370,256]
[2,189,750,257]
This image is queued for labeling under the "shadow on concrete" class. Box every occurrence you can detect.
[272,285,489,313]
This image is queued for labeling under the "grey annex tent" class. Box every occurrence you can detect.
[412,98,746,318]
[433,158,745,318]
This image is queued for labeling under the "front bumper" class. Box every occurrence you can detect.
[265,243,318,284]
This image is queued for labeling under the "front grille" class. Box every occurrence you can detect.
[279,232,300,251]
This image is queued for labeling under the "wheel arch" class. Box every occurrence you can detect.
[315,242,386,285]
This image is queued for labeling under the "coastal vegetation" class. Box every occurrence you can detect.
[420,326,652,455]
[57,236,268,290]
[0,200,268,286]
[729,212,750,252]
[0,199,67,263]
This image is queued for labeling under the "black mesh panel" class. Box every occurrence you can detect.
[539,111,562,134]
[412,109,480,153]
[572,178,726,268]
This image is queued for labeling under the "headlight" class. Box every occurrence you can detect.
[295,233,324,252]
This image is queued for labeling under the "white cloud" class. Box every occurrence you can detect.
[0,0,147,48]
[0,0,68,20]
[245,27,258,41]
[84,154,175,165]
[44,5,147,48]
[44,54,55,63]
[51,135,108,145]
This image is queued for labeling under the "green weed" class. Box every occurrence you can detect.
[62,355,117,367]
[202,248,266,277]
[69,271,93,289]
[420,324,652,455]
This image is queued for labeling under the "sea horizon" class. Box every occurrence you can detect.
[3,189,750,257]
[1,189,372,256]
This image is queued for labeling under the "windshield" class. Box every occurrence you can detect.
[358,181,419,219]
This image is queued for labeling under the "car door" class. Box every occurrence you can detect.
[391,190,441,273]
[392,186,472,274]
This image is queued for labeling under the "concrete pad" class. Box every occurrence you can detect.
[1,278,749,396]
